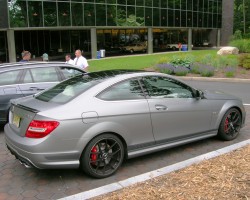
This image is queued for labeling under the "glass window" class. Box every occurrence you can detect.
[98,79,145,101]
[175,10,180,27]
[208,13,213,27]
[107,0,116,4]
[35,75,99,103]
[168,0,174,9]
[213,14,218,28]
[145,7,152,26]
[136,7,145,26]
[107,5,117,26]
[204,0,208,12]
[193,0,198,11]
[28,1,43,27]
[143,76,194,99]
[117,6,126,26]
[117,0,125,5]
[127,6,136,24]
[153,8,160,26]
[181,11,187,27]
[96,0,105,3]
[175,0,181,9]
[168,9,174,27]
[72,3,84,26]
[59,67,83,79]
[23,70,33,83]
[193,11,198,27]
[187,0,193,10]
[181,0,187,10]
[30,67,59,82]
[96,4,106,26]
[9,1,28,27]
[187,11,192,26]
[203,13,208,27]
[198,12,203,27]
[153,0,160,7]
[127,0,135,5]
[84,3,95,26]
[161,0,167,8]
[145,0,152,7]
[161,9,168,26]
[0,70,21,86]
[58,2,71,26]
[218,14,222,28]
[198,0,204,12]
[44,2,57,27]
[136,0,144,6]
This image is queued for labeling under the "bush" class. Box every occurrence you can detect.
[199,65,215,77]
[156,63,175,74]
[174,66,189,76]
[229,39,250,53]
[239,54,250,69]
[224,66,236,77]
[169,56,193,69]
[190,63,201,74]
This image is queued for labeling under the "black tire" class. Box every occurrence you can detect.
[81,134,124,178]
[218,108,242,141]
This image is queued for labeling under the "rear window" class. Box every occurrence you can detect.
[35,75,100,103]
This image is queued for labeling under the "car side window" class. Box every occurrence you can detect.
[59,67,83,79]
[23,70,33,83]
[98,79,145,101]
[30,67,59,82]
[0,70,21,86]
[143,76,194,98]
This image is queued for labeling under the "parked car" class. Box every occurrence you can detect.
[5,70,245,178]
[121,43,147,53]
[0,62,85,124]
[167,43,193,50]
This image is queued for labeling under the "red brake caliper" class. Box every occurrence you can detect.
[91,146,97,165]
[224,117,229,133]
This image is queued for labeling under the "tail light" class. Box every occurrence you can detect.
[25,120,59,138]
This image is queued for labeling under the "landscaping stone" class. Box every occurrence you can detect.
[217,46,239,55]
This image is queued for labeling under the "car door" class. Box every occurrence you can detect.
[141,76,213,143]
[97,78,155,151]
[18,67,61,96]
[0,69,24,122]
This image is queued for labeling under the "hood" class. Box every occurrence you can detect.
[203,90,240,100]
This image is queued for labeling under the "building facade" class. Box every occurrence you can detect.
[0,0,233,62]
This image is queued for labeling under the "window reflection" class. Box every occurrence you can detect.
[44,2,57,27]
[28,1,42,27]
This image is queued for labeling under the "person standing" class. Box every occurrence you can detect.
[19,51,31,62]
[65,54,74,65]
[73,49,89,70]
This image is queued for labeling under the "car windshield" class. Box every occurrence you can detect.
[35,74,101,103]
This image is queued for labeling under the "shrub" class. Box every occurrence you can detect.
[239,54,250,69]
[232,30,242,40]
[156,63,175,74]
[169,56,193,69]
[173,66,189,76]
[190,63,201,74]
[224,66,236,77]
[199,65,215,77]
[229,39,250,53]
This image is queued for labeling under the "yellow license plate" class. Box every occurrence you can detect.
[13,114,21,128]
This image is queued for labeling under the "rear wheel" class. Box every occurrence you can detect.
[218,108,242,141]
[81,134,124,178]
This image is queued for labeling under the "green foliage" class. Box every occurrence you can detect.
[229,39,250,53]
[232,30,243,40]
[169,55,193,68]
[239,54,250,69]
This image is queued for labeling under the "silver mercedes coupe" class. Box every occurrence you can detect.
[4,70,246,178]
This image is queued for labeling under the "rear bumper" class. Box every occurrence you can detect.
[4,123,81,169]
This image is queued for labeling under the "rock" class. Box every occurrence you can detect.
[217,47,239,55]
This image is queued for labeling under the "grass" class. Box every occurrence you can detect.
[88,50,220,72]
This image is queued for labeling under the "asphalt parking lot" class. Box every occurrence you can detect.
[0,106,249,200]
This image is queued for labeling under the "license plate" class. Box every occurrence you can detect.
[13,114,21,128]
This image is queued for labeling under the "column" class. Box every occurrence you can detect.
[91,28,97,59]
[147,27,153,54]
[188,28,192,51]
[217,29,221,47]
[7,29,16,62]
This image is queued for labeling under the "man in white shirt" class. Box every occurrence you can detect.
[65,54,74,65]
[73,49,89,71]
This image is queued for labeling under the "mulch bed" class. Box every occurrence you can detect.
[93,145,250,200]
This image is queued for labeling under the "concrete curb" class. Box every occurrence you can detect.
[176,76,250,83]
[59,139,250,200]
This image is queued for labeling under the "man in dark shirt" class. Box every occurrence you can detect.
[19,51,31,62]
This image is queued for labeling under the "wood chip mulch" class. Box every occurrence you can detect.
[93,145,250,200]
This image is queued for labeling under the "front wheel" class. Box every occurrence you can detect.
[81,134,124,178]
[218,108,242,141]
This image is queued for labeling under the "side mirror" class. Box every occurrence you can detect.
[195,90,204,100]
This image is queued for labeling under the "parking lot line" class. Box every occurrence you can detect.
[59,139,250,200]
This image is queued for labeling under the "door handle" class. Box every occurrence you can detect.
[155,104,167,110]
[29,87,43,91]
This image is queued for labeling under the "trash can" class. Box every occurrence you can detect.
[97,51,101,59]
[181,45,188,51]
[100,49,105,58]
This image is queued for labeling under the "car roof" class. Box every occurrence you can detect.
[0,62,85,72]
